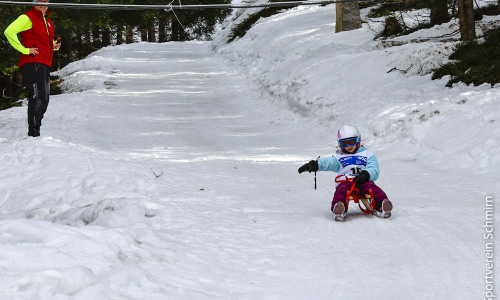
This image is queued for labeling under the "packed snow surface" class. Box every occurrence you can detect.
[0,3,498,299]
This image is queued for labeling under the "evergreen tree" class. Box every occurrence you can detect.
[0,5,29,105]
[0,0,231,108]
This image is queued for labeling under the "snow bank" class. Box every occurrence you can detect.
[0,2,498,299]
[212,3,500,170]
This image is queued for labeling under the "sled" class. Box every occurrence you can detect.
[335,175,376,215]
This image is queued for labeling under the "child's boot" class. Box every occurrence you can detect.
[375,199,392,218]
[333,202,347,222]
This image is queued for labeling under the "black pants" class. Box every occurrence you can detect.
[20,63,50,135]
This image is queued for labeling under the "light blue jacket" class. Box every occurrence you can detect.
[317,146,380,181]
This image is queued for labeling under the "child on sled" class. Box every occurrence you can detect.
[298,125,392,221]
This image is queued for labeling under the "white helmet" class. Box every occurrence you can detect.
[337,125,361,141]
[337,125,361,153]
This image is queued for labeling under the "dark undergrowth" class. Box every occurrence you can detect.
[432,27,500,87]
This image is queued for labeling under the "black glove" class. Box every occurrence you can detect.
[298,160,319,174]
[354,170,370,186]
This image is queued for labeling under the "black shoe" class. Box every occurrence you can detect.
[28,128,40,137]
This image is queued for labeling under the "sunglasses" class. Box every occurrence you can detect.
[338,137,359,148]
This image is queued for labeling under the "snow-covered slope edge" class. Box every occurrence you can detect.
[212,4,500,173]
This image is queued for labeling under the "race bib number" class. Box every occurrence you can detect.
[334,150,373,179]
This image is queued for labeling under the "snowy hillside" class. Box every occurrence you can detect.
[0,2,498,299]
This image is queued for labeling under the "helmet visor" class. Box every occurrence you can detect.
[339,137,359,148]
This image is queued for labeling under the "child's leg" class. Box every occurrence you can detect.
[331,182,351,212]
[358,181,388,210]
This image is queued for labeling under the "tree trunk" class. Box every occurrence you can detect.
[75,27,84,58]
[92,25,101,50]
[404,0,419,9]
[336,3,362,33]
[158,11,167,43]
[116,23,124,45]
[140,25,148,42]
[148,25,156,42]
[62,35,72,60]
[179,27,186,41]
[84,30,92,56]
[430,0,450,26]
[102,27,111,47]
[125,25,134,44]
[167,15,173,41]
[6,73,13,98]
[458,0,476,40]
[171,17,179,41]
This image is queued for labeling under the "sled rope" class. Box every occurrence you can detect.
[314,171,317,190]
[314,156,320,190]
[165,0,186,30]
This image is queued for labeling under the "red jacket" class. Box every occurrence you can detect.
[19,8,55,68]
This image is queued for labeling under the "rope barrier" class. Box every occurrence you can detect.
[0,0,372,10]
[167,0,185,30]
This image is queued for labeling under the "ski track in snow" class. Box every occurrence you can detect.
[0,4,499,299]
[0,42,335,299]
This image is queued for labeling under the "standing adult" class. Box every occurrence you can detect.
[4,0,61,137]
